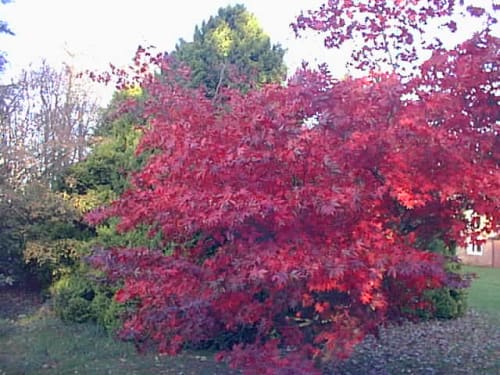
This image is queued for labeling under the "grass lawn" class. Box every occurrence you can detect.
[463,265,500,322]
[0,315,236,374]
[0,289,237,375]
[0,266,498,374]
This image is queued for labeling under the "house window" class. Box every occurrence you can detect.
[466,242,484,256]
[464,210,486,256]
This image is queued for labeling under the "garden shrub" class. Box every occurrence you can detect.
[23,239,89,288]
[420,239,468,320]
[0,182,94,289]
[0,184,30,287]
[425,288,468,319]
[50,269,126,332]
[0,230,25,287]
[91,292,126,334]
[51,273,95,322]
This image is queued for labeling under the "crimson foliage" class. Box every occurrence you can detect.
[87,4,499,374]
[293,0,498,74]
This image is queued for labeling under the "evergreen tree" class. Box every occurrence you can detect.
[172,4,286,97]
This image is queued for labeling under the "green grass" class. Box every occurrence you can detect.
[0,309,236,374]
[463,265,500,322]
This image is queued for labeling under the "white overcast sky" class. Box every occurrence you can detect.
[0,0,496,102]
[0,0,336,77]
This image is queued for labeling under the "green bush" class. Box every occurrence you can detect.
[51,274,95,322]
[0,181,94,289]
[60,297,93,323]
[0,245,25,287]
[417,238,468,320]
[51,272,124,332]
[423,288,468,319]
[0,185,30,287]
[24,239,89,287]
[91,293,126,334]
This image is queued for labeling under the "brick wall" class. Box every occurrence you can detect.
[457,238,500,268]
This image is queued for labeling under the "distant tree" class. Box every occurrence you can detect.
[0,61,101,187]
[172,4,286,97]
[0,0,14,72]
[0,60,101,288]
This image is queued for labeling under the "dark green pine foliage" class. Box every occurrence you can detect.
[172,4,286,97]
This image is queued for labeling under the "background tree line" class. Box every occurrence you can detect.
[0,60,100,288]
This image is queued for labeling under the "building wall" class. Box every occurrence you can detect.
[457,238,500,268]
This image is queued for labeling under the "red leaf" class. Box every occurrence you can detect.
[466,6,485,17]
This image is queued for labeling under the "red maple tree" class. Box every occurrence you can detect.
[87,2,499,373]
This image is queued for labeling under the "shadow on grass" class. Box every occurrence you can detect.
[0,288,237,375]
